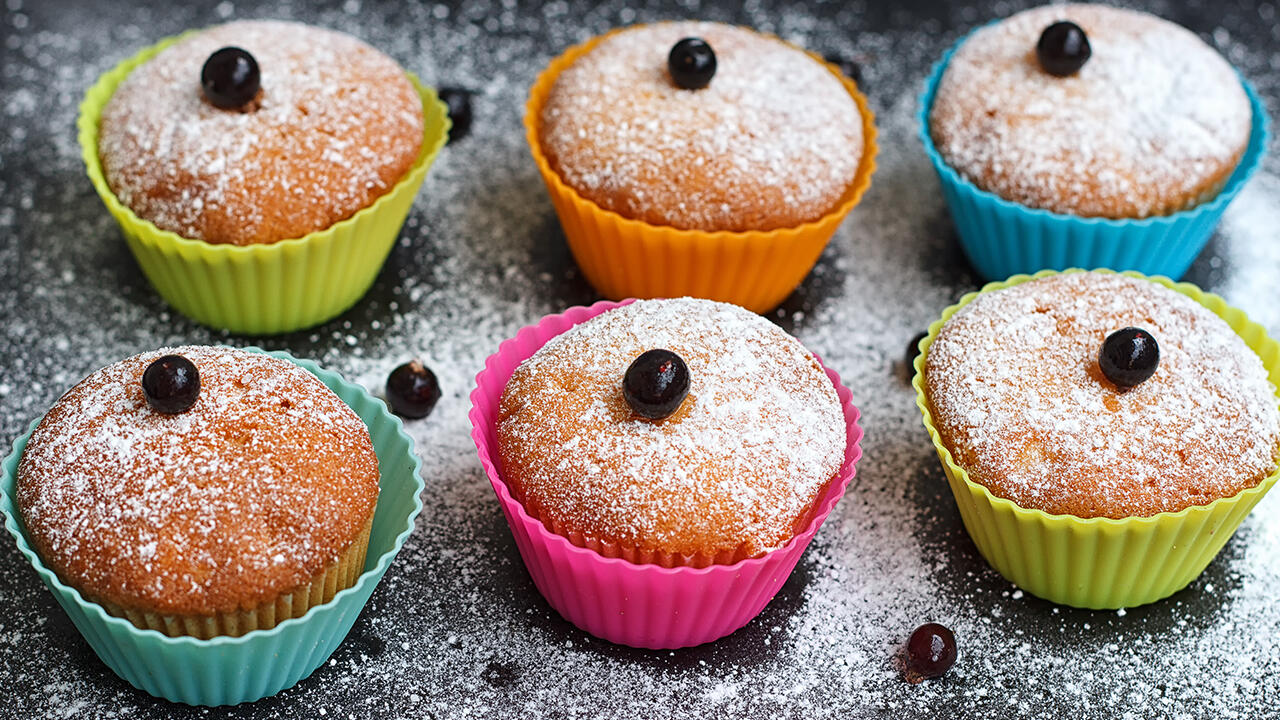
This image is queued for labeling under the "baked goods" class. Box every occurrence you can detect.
[496,297,845,561]
[928,4,1252,219]
[16,346,380,638]
[525,21,877,313]
[538,21,864,231]
[98,20,424,245]
[924,272,1280,518]
[473,298,861,648]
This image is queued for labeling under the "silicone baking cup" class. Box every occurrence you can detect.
[912,269,1280,609]
[524,29,878,314]
[78,32,451,335]
[470,299,864,649]
[0,349,425,705]
[918,32,1270,282]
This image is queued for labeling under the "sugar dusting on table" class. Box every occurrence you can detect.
[1,0,1279,718]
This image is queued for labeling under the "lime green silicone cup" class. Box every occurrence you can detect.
[0,349,425,705]
[78,34,451,335]
[913,269,1280,609]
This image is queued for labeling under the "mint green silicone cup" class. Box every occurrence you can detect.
[0,349,424,705]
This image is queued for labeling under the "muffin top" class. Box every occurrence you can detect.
[99,20,424,245]
[929,4,1252,219]
[925,273,1279,518]
[538,21,865,232]
[497,298,846,559]
[17,346,380,616]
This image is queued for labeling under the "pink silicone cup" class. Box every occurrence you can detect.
[469,299,864,649]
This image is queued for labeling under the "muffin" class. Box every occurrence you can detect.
[98,20,424,246]
[525,22,878,312]
[914,270,1280,608]
[918,4,1267,280]
[472,298,862,647]
[540,22,863,232]
[926,272,1279,518]
[497,297,845,562]
[929,5,1250,219]
[80,21,450,333]
[16,346,381,638]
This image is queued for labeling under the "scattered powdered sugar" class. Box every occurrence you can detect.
[16,346,379,615]
[2,0,1280,718]
[540,21,863,231]
[925,273,1280,518]
[929,4,1254,218]
[98,20,424,245]
[497,298,845,557]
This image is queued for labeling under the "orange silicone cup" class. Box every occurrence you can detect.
[524,27,879,314]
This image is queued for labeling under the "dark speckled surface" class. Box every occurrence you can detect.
[1,1,1278,718]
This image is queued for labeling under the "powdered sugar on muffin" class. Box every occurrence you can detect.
[17,346,380,617]
[98,20,424,245]
[925,273,1280,518]
[929,4,1252,219]
[497,298,846,558]
[538,22,864,231]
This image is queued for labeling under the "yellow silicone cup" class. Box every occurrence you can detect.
[78,32,451,335]
[524,27,878,314]
[913,269,1280,609]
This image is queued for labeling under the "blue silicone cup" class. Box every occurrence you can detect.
[918,29,1270,282]
[0,348,424,706]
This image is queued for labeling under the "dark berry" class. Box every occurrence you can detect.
[905,623,957,681]
[437,87,473,143]
[386,360,441,419]
[906,331,929,367]
[1099,327,1159,388]
[823,53,863,87]
[1036,21,1091,77]
[623,349,691,420]
[142,355,200,415]
[200,47,260,109]
[668,38,717,90]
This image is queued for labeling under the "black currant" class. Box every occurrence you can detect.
[623,349,691,420]
[906,331,929,368]
[437,86,473,143]
[905,622,957,681]
[201,47,261,109]
[1036,21,1091,77]
[142,355,200,415]
[1099,327,1159,388]
[668,38,717,90]
[823,53,863,87]
[386,360,441,419]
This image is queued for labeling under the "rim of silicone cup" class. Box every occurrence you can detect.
[0,347,426,648]
[916,24,1271,229]
[77,28,451,254]
[523,23,879,244]
[911,268,1280,529]
[468,298,865,577]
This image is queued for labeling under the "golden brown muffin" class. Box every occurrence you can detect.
[925,273,1280,518]
[538,22,864,232]
[98,20,424,246]
[929,4,1252,219]
[496,298,845,562]
[17,346,380,638]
